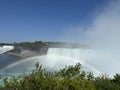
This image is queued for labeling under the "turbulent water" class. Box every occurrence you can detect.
[0,46,14,54]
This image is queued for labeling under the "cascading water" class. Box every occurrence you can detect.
[0,45,14,54]
[47,48,94,61]
[47,48,102,75]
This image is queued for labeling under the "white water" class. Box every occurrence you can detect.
[0,45,14,54]
[47,48,104,75]
[47,48,95,61]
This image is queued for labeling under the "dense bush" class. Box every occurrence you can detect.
[1,63,120,90]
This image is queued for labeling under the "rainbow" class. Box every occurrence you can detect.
[0,55,46,71]
[0,55,102,75]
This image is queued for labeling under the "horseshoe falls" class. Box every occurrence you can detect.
[47,48,103,75]
[47,48,96,59]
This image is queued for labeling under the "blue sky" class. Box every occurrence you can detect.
[0,0,109,42]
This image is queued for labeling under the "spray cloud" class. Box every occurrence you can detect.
[60,0,120,76]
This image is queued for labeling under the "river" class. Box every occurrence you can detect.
[0,54,21,70]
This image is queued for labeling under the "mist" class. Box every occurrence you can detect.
[62,1,120,49]
[60,0,120,76]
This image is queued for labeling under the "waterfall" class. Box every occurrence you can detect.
[0,45,14,54]
[47,48,102,75]
[47,48,95,61]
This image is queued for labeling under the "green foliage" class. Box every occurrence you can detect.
[54,63,81,78]
[13,41,48,52]
[10,47,21,53]
[0,63,120,90]
[93,74,120,90]
[113,73,120,85]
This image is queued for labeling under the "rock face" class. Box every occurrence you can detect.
[6,47,48,58]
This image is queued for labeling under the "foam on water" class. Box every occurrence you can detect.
[0,45,14,54]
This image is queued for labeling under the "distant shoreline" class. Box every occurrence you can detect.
[1,41,89,59]
[6,50,46,59]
